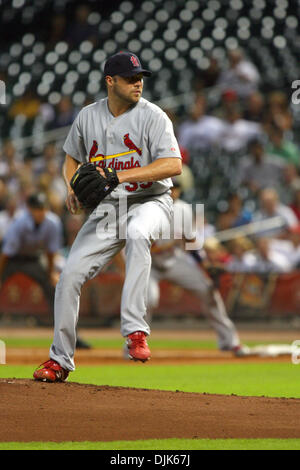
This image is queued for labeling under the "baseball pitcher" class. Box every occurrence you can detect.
[34,51,182,382]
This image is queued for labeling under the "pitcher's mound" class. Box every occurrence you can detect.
[1,379,300,442]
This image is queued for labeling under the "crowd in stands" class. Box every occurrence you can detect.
[1,2,300,276]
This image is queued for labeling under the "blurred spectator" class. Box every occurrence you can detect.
[236,137,285,194]
[0,179,8,211]
[213,89,239,120]
[216,193,253,231]
[53,213,85,276]
[278,164,300,205]
[0,139,23,167]
[0,140,25,193]
[266,125,300,168]
[249,237,291,273]
[226,237,256,272]
[66,4,98,47]
[60,213,86,259]
[8,88,41,121]
[287,225,300,268]
[253,188,298,238]
[263,91,293,133]
[195,55,221,90]
[177,94,224,152]
[39,99,56,130]
[203,237,232,265]
[289,188,300,222]
[36,160,67,217]
[16,172,37,208]
[243,91,265,123]
[220,104,262,153]
[51,96,77,129]
[32,142,61,176]
[0,192,90,349]
[0,192,63,306]
[217,48,260,100]
[268,225,300,272]
[0,194,23,246]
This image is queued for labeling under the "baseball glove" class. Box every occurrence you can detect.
[70,163,119,210]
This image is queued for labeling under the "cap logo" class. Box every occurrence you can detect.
[130,55,140,67]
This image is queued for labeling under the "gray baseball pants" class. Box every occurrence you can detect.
[149,252,240,351]
[50,193,173,371]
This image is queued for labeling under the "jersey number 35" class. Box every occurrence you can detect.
[125,182,153,192]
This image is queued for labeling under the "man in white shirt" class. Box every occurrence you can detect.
[177,94,225,152]
[253,188,298,238]
[221,105,262,153]
[237,137,286,194]
[217,48,260,100]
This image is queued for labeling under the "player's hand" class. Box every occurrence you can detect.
[66,190,82,215]
[95,167,106,177]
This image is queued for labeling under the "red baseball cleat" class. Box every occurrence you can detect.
[126,331,151,363]
[33,359,69,383]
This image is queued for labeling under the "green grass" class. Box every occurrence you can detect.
[1,336,293,350]
[1,362,299,398]
[2,337,53,348]
[1,337,216,349]
[1,439,300,450]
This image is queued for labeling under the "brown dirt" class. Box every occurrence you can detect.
[2,326,300,342]
[1,379,300,442]
[6,347,292,365]
[3,326,297,365]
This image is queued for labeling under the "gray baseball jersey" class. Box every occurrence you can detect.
[63,97,182,199]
